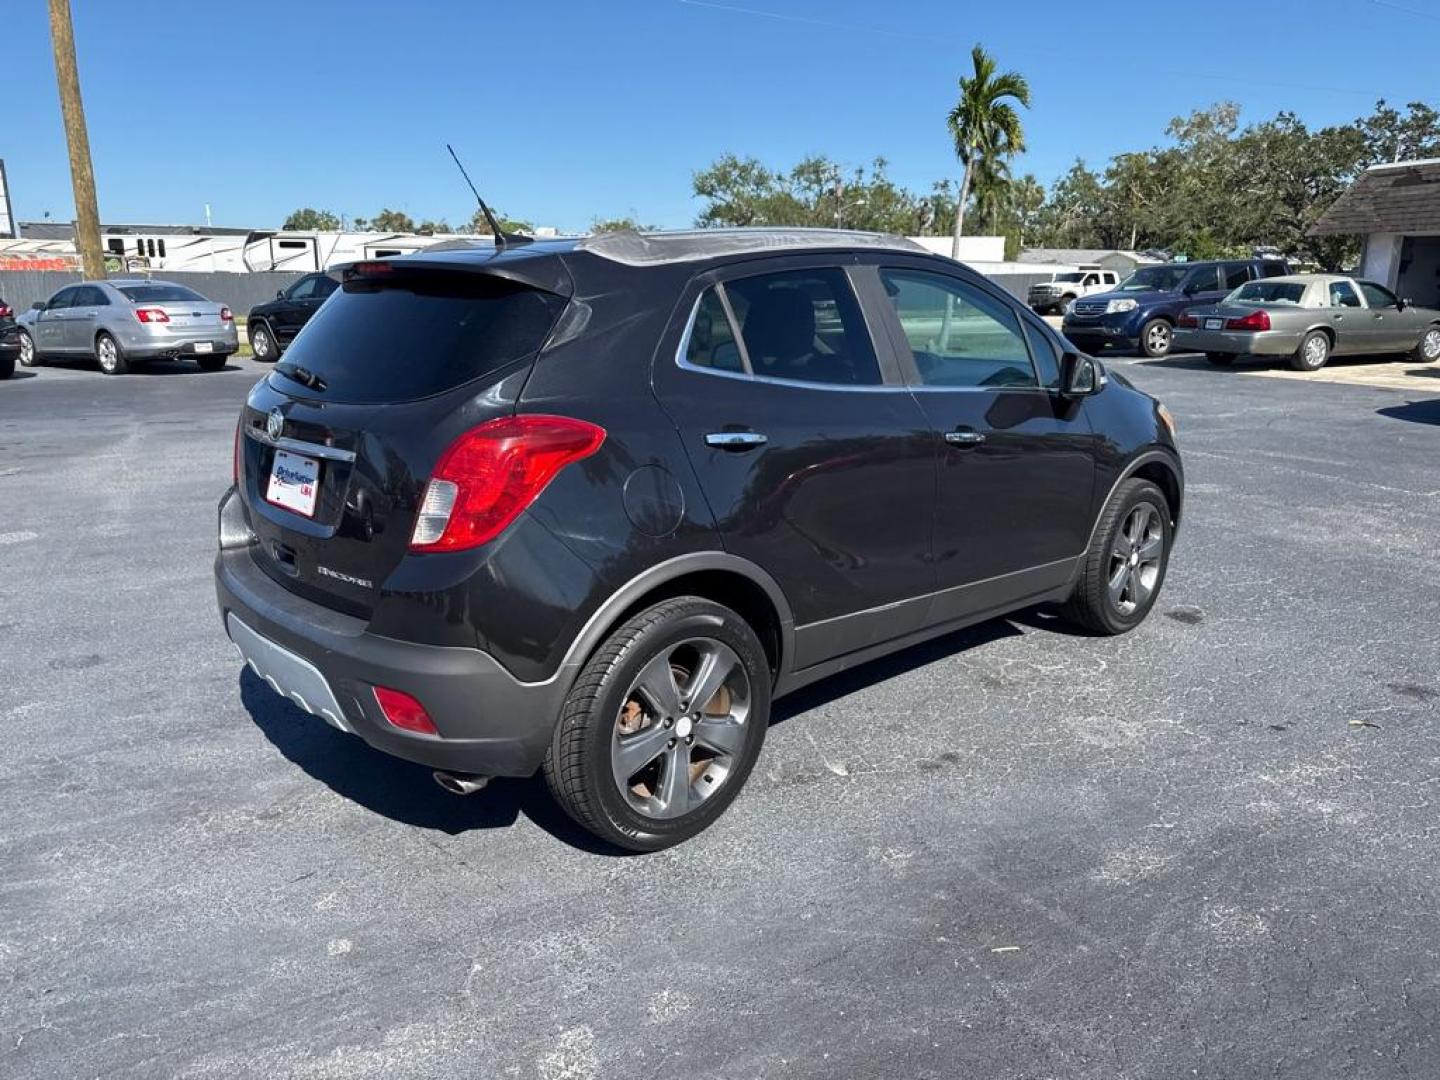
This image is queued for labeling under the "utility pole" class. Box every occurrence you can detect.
[47,0,105,280]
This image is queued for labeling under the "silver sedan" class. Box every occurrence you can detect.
[15,279,239,375]
[1173,274,1440,372]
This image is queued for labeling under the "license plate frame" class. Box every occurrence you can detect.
[193,341,214,354]
[266,449,320,518]
[1204,318,1223,330]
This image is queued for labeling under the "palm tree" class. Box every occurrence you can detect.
[969,155,1013,236]
[947,45,1031,258]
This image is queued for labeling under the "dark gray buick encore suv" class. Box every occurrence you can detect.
[216,228,1183,850]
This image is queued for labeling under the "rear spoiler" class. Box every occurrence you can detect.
[335,245,574,298]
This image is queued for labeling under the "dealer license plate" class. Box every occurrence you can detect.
[194,341,214,354]
[266,449,320,517]
[1204,318,1223,330]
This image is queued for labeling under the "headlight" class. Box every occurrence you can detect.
[1157,403,1177,438]
[1106,298,1138,314]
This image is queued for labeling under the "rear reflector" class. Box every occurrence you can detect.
[373,686,438,736]
[135,307,170,323]
[410,415,606,552]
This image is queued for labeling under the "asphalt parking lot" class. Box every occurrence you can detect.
[3,352,1439,1079]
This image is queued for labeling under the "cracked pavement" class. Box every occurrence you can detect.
[1,354,1438,1078]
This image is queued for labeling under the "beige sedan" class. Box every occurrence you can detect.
[1173,274,1440,371]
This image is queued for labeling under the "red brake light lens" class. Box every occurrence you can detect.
[1225,309,1271,332]
[135,307,170,323]
[409,415,606,552]
[220,306,234,322]
[0,304,12,318]
[373,686,438,736]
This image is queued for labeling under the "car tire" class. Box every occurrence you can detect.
[249,320,278,363]
[17,329,38,368]
[1290,330,1330,372]
[1413,325,1440,363]
[1061,478,1172,635]
[196,354,227,372]
[1204,352,1234,366]
[1138,318,1172,358]
[95,332,129,375]
[544,596,771,852]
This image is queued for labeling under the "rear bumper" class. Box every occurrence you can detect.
[214,489,563,777]
[122,324,239,359]
[1173,327,1299,356]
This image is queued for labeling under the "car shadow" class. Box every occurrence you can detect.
[1377,398,1440,426]
[2,370,37,381]
[136,360,241,375]
[239,668,616,853]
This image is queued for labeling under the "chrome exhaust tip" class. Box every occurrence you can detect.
[433,770,490,796]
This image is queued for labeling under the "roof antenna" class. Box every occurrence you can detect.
[447,144,530,249]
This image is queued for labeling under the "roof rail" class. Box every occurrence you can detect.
[576,227,927,266]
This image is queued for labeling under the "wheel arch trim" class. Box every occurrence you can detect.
[1085,448,1184,550]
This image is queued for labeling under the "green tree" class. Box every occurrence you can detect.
[946,44,1030,258]
[366,209,416,233]
[415,219,452,235]
[1011,174,1045,248]
[467,208,534,235]
[282,207,340,231]
[590,216,656,233]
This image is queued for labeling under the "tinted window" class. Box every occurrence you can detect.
[1258,261,1288,279]
[1021,319,1061,388]
[1223,264,1251,289]
[1232,281,1306,304]
[47,287,79,310]
[1184,266,1222,293]
[881,269,1037,389]
[117,283,207,303]
[273,271,566,403]
[287,277,318,300]
[315,276,339,298]
[725,268,880,386]
[1358,281,1399,309]
[1117,266,1190,292]
[1329,281,1361,308]
[684,288,744,373]
[75,286,110,306]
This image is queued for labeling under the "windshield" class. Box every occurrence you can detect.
[1230,281,1306,305]
[1117,266,1190,292]
[117,284,207,303]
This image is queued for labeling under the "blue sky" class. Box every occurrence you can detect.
[8,0,1439,232]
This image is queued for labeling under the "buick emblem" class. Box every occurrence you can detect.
[266,408,284,441]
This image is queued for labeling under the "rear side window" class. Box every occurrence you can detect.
[1258,261,1288,279]
[1329,281,1361,308]
[1184,267,1222,293]
[684,289,744,373]
[881,269,1037,389]
[117,284,206,303]
[274,271,566,403]
[1223,264,1251,289]
[724,269,880,386]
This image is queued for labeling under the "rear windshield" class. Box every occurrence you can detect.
[1231,281,1306,305]
[117,284,207,303]
[272,271,566,403]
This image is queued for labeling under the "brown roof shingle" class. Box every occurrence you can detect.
[1311,159,1440,236]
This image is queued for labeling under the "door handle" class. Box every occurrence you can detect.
[944,429,986,447]
[705,431,768,451]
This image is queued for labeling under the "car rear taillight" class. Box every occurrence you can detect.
[220,307,234,322]
[0,304,12,319]
[1225,309,1271,332]
[135,307,170,323]
[1176,312,1198,328]
[373,686,438,735]
[409,415,606,552]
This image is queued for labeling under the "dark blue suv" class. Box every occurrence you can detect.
[1062,258,1290,357]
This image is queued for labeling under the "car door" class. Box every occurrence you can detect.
[1357,280,1416,351]
[65,285,107,352]
[869,262,1097,624]
[651,258,938,670]
[36,286,78,353]
[1179,265,1226,314]
[273,275,319,342]
[1326,279,1365,354]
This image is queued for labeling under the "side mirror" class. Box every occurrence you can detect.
[1061,351,1102,397]
[1399,297,1411,310]
[31,301,44,311]
[276,289,285,300]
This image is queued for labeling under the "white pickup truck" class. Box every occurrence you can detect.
[1027,266,1119,315]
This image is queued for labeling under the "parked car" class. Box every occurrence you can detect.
[0,297,17,379]
[1062,257,1291,357]
[216,229,1183,850]
[1027,267,1119,314]
[1174,274,1440,371]
[16,279,238,374]
[244,272,339,362]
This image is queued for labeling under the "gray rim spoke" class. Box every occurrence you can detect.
[633,652,683,717]
[694,716,746,757]
[1137,534,1163,561]
[654,743,691,816]
[1107,562,1130,604]
[686,642,738,714]
[612,722,673,789]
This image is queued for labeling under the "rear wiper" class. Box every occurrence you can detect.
[276,362,327,392]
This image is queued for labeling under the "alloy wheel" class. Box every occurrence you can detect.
[97,336,118,373]
[18,332,34,366]
[1422,328,1440,361]
[611,637,751,821]
[1303,334,1328,368]
[1107,503,1164,617]
[1146,322,1170,355]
